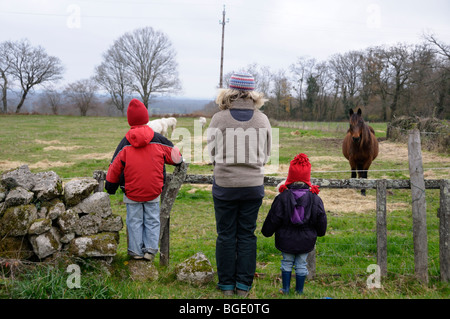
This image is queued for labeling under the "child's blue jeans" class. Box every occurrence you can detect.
[281,252,309,276]
[126,201,160,257]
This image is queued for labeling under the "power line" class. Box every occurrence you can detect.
[0,10,215,22]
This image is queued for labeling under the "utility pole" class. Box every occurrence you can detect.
[219,4,229,88]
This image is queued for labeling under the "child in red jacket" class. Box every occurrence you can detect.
[262,153,327,294]
[105,99,182,261]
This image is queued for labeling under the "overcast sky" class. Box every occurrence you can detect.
[0,0,449,100]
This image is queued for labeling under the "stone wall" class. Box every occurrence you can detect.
[0,165,123,261]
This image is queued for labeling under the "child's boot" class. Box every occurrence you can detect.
[295,275,306,294]
[279,271,291,295]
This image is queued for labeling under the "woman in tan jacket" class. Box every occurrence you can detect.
[207,72,271,296]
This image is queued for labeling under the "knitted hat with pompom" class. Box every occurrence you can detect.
[279,153,320,194]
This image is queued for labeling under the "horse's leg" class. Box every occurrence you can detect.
[350,159,357,179]
[361,160,373,196]
[357,163,366,196]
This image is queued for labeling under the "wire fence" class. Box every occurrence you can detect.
[173,169,448,282]
[79,163,450,281]
[313,189,442,278]
[168,184,444,279]
[275,119,449,136]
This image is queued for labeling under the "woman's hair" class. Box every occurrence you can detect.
[215,88,268,110]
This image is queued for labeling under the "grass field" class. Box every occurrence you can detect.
[0,114,449,299]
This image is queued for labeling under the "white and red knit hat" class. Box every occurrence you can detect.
[229,73,255,91]
[279,153,320,194]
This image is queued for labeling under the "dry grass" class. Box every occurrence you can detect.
[318,188,409,214]
[0,159,74,171]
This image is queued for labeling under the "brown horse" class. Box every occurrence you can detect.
[342,108,379,195]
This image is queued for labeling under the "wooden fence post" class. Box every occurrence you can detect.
[439,179,450,282]
[408,129,428,284]
[159,161,189,266]
[93,170,106,193]
[307,248,316,279]
[376,179,387,277]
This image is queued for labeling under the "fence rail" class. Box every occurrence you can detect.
[184,174,444,190]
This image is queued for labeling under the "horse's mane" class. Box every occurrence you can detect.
[361,123,372,145]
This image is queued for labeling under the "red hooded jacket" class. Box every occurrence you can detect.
[105,125,182,202]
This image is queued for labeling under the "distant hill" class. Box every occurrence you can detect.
[4,90,213,116]
[147,96,212,115]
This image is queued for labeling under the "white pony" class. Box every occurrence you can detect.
[148,117,177,137]
[147,118,167,136]
[165,117,177,131]
[198,116,206,128]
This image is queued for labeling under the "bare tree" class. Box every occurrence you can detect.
[113,27,181,109]
[64,78,97,116]
[329,51,364,117]
[95,44,132,115]
[379,43,415,119]
[44,86,63,115]
[272,69,293,118]
[313,61,334,120]
[241,63,273,97]
[290,57,316,117]
[255,65,273,98]
[423,32,450,63]
[360,46,391,120]
[0,42,12,113]
[7,39,64,113]
[421,33,450,118]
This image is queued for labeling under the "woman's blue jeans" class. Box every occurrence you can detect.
[213,197,262,292]
[126,201,160,257]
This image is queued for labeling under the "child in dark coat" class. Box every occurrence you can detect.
[262,153,327,294]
